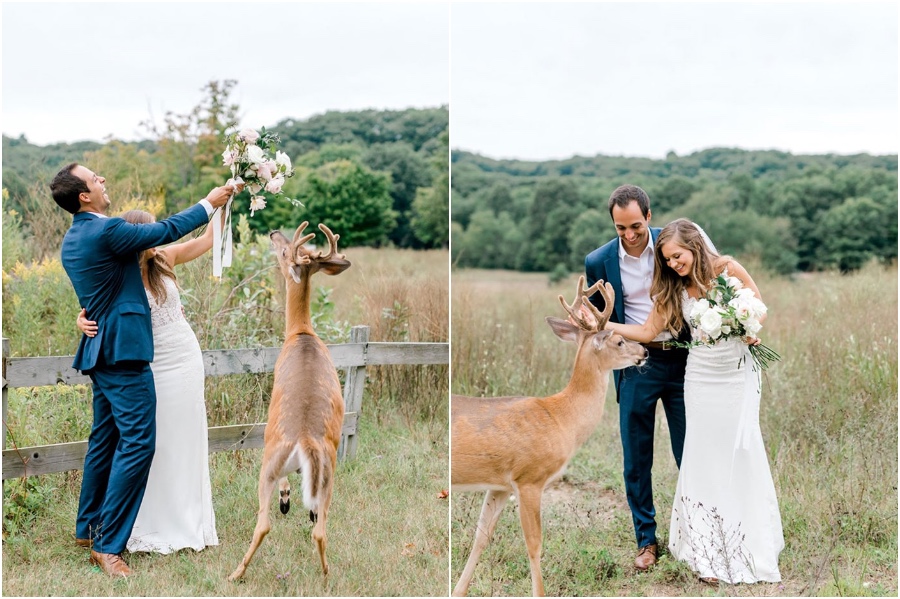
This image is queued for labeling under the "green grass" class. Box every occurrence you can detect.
[2,415,449,596]
[450,261,898,597]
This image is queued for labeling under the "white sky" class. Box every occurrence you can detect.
[451,1,898,160]
[3,2,896,160]
[2,2,450,146]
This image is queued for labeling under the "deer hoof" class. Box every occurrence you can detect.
[309,510,318,524]
[280,499,290,515]
[227,567,245,582]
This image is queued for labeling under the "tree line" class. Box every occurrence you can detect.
[2,80,448,263]
[451,148,898,274]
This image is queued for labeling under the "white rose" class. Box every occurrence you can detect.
[746,297,767,320]
[239,128,260,143]
[246,145,266,165]
[275,150,293,175]
[699,308,723,339]
[248,182,262,195]
[690,299,710,324]
[249,195,267,215]
[734,287,755,301]
[265,174,285,194]
[726,276,743,290]
[744,318,762,338]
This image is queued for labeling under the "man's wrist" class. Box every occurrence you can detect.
[199,198,214,216]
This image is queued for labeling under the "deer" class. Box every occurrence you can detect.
[228,222,351,582]
[451,277,648,597]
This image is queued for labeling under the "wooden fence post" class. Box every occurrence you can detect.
[338,325,369,461]
[2,337,8,452]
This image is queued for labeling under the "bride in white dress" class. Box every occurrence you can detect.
[605,218,783,584]
[78,209,218,554]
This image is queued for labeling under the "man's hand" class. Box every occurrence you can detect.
[77,308,98,338]
[205,180,246,209]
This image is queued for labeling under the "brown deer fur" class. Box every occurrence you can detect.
[228,222,350,581]
[451,278,648,596]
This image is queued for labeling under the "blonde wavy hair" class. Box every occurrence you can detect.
[120,210,177,304]
[650,218,726,336]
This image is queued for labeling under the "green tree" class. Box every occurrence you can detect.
[816,197,888,272]
[410,130,449,248]
[291,159,396,247]
[141,79,240,213]
[568,208,615,271]
[519,179,581,272]
[363,142,432,247]
[458,209,520,269]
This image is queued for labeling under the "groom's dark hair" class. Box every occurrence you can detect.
[608,184,650,218]
[50,162,89,214]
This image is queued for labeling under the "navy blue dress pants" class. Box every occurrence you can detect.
[76,361,157,554]
[618,347,687,549]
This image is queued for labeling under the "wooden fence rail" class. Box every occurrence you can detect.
[1,327,448,480]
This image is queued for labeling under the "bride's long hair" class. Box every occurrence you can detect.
[120,210,178,304]
[650,218,724,336]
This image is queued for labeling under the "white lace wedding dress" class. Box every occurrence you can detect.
[126,276,218,554]
[668,289,784,583]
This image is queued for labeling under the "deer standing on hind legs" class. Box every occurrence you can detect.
[451,277,648,597]
[228,222,351,582]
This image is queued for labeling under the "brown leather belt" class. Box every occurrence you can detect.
[642,341,673,351]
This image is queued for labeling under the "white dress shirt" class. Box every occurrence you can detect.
[618,235,671,342]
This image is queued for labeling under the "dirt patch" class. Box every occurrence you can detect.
[542,478,629,523]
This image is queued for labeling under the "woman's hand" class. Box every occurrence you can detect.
[77,308,98,337]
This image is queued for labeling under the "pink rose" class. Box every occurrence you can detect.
[265,174,285,194]
[239,128,260,143]
[222,146,236,166]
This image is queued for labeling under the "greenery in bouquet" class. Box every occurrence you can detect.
[222,127,300,215]
[672,273,781,371]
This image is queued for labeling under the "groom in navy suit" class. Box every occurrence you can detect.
[51,163,237,577]
[584,184,687,572]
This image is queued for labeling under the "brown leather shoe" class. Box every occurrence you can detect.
[75,537,92,549]
[89,550,133,577]
[634,543,658,571]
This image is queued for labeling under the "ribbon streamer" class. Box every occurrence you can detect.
[212,194,234,278]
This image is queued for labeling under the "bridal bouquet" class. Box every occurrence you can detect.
[213,127,298,276]
[222,127,297,216]
[680,274,781,371]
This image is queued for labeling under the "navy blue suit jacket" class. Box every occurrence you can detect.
[61,204,209,372]
[584,227,663,395]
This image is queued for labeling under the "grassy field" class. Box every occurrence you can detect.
[2,244,450,596]
[450,262,898,597]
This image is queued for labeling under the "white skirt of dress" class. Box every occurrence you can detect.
[126,317,218,554]
[668,338,784,583]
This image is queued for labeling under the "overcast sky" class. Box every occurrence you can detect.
[3,2,896,161]
[2,2,449,145]
[451,2,898,160]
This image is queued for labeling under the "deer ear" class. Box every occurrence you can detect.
[546,317,579,343]
[319,257,351,276]
[591,329,614,350]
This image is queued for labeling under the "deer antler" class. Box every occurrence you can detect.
[292,221,317,249]
[315,224,345,261]
[558,276,613,331]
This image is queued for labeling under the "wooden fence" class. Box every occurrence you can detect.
[1,326,448,480]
